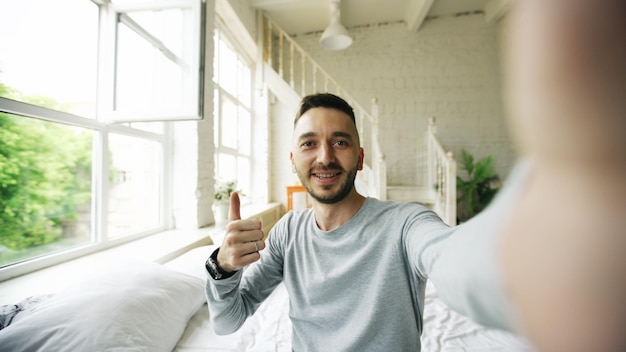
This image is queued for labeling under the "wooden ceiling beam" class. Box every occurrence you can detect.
[404,0,434,32]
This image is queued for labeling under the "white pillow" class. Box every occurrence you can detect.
[0,262,206,352]
[164,245,217,280]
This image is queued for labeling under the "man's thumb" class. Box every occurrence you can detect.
[229,192,241,221]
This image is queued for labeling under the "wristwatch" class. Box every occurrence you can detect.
[205,248,237,280]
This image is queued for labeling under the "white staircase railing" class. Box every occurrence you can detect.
[262,14,387,200]
[427,118,457,225]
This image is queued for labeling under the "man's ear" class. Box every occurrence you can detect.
[290,152,296,173]
[357,148,364,171]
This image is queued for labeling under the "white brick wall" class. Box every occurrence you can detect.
[288,13,517,185]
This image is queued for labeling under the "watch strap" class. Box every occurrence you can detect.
[205,247,237,280]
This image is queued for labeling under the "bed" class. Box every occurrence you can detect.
[0,244,534,351]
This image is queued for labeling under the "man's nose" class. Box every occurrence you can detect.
[316,143,335,165]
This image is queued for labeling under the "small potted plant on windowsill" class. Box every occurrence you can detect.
[213,180,242,227]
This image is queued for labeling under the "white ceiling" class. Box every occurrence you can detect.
[247,0,511,35]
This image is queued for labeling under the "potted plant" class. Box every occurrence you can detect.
[456,149,501,223]
[213,180,242,227]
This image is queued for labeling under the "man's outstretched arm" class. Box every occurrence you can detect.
[500,1,626,351]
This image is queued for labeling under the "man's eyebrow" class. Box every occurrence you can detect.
[297,131,354,142]
[297,132,317,142]
[332,131,353,140]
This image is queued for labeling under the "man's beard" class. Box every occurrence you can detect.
[296,162,358,204]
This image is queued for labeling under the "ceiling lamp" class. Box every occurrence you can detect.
[319,0,352,50]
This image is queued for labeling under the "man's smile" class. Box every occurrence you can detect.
[312,171,341,183]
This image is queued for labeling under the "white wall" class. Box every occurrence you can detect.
[222,0,257,42]
[289,13,517,185]
[268,94,299,207]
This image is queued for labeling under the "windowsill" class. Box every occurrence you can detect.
[0,202,282,305]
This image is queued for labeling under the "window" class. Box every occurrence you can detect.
[0,0,204,279]
[107,132,163,238]
[103,0,205,122]
[0,0,98,117]
[213,27,253,202]
[0,109,95,268]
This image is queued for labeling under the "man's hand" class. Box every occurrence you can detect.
[500,1,626,351]
[216,192,265,272]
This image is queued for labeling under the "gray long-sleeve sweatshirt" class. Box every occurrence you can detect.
[206,161,529,351]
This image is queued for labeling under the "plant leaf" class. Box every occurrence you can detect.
[461,149,475,176]
[473,156,495,183]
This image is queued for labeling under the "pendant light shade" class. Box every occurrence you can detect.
[320,0,352,50]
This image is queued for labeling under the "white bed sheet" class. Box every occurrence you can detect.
[165,245,292,352]
[175,284,292,352]
[166,245,534,352]
[421,283,534,352]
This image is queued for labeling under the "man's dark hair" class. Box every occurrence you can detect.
[294,93,356,127]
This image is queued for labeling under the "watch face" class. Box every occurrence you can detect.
[206,257,222,279]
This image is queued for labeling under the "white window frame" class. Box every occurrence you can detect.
[99,0,206,122]
[0,97,172,281]
[213,22,255,204]
[0,0,206,280]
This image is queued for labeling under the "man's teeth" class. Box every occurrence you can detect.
[316,173,336,178]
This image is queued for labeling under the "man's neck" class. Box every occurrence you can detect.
[312,191,367,231]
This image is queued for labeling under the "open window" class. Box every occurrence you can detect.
[101,0,206,122]
[0,0,207,279]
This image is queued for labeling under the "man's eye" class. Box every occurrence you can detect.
[334,140,348,147]
[301,141,314,148]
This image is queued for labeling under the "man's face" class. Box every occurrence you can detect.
[290,107,364,204]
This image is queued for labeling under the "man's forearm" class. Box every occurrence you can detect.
[205,271,249,335]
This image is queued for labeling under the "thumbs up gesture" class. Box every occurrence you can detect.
[216,192,265,273]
